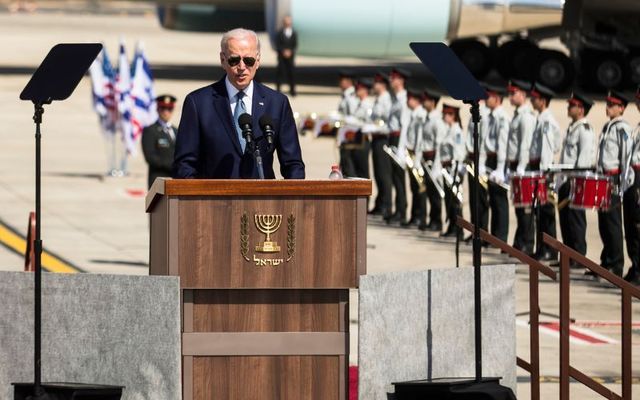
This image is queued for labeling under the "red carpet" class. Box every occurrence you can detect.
[349,366,358,400]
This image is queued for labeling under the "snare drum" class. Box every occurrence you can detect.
[511,172,547,208]
[569,172,612,211]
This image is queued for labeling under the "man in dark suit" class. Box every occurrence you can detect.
[142,94,178,188]
[275,15,297,96]
[173,28,305,179]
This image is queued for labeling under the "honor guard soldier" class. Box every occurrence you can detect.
[558,92,595,262]
[420,89,447,231]
[368,72,393,218]
[484,84,511,243]
[337,70,359,177]
[529,83,562,261]
[623,87,640,284]
[385,68,411,223]
[402,88,428,228]
[597,90,633,277]
[465,90,490,241]
[142,94,178,189]
[350,78,374,178]
[441,104,466,237]
[507,80,537,255]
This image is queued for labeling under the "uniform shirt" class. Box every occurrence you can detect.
[338,86,358,117]
[389,89,411,150]
[370,90,392,134]
[560,118,595,169]
[465,103,489,156]
[352,96,374,124]
[421,109,447,153]
[507,103,536,171]
[482,106,510,173]
[632,123,640,167]
[529,108,561,170]
[440,123,466,164]
[597,116,632,172]
[405,105,427,153]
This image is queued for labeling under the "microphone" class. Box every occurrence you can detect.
[238,113,254,151]
[258,114,276,152]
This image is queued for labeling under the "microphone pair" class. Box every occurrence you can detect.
[238,113,275,153]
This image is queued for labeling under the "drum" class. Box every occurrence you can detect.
[569,172,612,211]
[511,172,547,208]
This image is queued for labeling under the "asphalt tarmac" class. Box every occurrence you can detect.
[0,7,638,399]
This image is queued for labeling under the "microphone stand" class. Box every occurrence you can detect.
[246,140,265,180]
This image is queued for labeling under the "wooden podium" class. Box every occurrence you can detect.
[145,179,371,400]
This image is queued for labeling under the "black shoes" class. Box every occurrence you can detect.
[401,218,420,227]
[534,251,558,263]
[624,267,640,285]
[385,212,404,224]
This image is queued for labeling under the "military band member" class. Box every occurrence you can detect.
[597,90,632,277]
[385,68,411,223]
[368,72,393,218]
[623,87,640,284]
[558,92,595,261]
[441,104,466,237]
[529,83,562,261]
[420,89,447,231]
[507,80,537,255]
[484,84,511,243]
[142,94,178,189]
[465,91,490,241]
[349,78,374,179]
[337,70,359,177]
[402,88,427,228]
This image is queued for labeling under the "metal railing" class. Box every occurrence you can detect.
[456,216,639,400]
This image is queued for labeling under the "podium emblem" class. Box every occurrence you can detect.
[254,214,282,252]
[241,213,296,264]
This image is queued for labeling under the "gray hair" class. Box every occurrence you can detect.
[220,28,261,55]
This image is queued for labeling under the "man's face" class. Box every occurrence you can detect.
[339,77,353,91]
[423,98,435,111]
[373,82,386,95]
[606,102,624,119]
[158,106,174,123]
[390,75,404,92]
[531,96,545,112]
[567,103,583,120]
[283,16,292,28]
[407,96,419,110]
[220,36,260,90]
[508,89,526,107]
[356,85,369,99]
[486,95,500,109]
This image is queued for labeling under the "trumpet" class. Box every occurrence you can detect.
[404,150,427,194]
[466,164,510,192]
[441,167,464,204]
[383,145,426,193]
[422,160,445,199]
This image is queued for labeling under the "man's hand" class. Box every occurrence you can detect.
[490,169,505,184]
[282,49,292,59]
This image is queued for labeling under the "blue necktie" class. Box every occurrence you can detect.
[233,91,247,152]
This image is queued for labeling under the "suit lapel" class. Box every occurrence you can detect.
[212,78,243,154]
[252,82,268,138]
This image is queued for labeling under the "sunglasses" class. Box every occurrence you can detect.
[226,55,257,67]
[158,106,174,111]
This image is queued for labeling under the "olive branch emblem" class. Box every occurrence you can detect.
[240,213,250,261]
[286,214,295,262]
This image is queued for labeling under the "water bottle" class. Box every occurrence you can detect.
[328,164,343,180]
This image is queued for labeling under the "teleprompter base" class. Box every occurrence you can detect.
[393,377,516,400]
[13,382,124,400]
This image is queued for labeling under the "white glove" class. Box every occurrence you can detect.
[432,166,442,180]
[457,163,467,176]
[490,169,505,184]
[478,164,486,177]
[516,166,525,175]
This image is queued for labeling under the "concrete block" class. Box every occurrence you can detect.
[358,265,516,399]
[0,271,181,400]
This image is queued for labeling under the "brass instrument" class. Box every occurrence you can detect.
[383,145,426,193]
[442,166,464,204]
[404,150,427,194]
[470,165,511,192]
[297,112,342,137]
[421,160,446,199]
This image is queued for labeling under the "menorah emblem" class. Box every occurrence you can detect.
[254,214,282,253]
